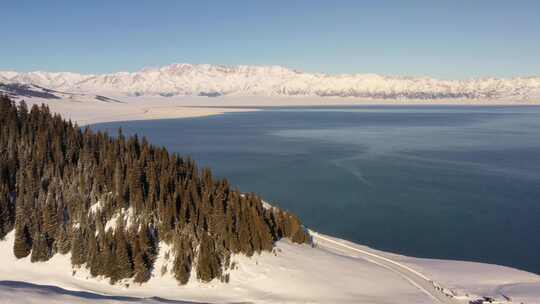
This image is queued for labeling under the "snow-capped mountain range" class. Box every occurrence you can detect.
[1,63,540,100]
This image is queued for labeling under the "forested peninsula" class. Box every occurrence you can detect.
[0,95,309,284]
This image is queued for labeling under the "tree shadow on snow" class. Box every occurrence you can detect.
[0,280,252,304]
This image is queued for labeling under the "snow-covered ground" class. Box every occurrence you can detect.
[1,95,539,303]
[9,94,260,126]
[312,233,540,304]
[1,230,539,304]
[8,94,540,128]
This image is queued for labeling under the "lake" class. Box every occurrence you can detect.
[93,105,540,274]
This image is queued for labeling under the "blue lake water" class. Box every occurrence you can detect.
[93,106,540,274]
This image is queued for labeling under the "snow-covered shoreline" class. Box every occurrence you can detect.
[20,96,260,126]
[1,229,539,304]
[17,95,540,128]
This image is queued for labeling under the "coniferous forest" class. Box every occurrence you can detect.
[0,95,309,284]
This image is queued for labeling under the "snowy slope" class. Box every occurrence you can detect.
[0,231,433,304]
[2,63,540,100]
[0,82,124,103]
[1,230,539,304]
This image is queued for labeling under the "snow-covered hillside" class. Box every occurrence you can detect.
[2,63,540,100]
[2,230,540,304]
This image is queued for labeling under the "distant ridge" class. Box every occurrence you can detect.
[2,63,540,99]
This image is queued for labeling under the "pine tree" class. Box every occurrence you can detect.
[196,233,221,282]
[13,224,32,258]
[30,231,51,262]
[43,194,58,240]
[114,231,133,281]
[71,228,87,266]
[173,236,192,284]
[55,225,71,254]
[133,248,151,283]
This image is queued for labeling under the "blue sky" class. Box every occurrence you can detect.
[2,0,539,79]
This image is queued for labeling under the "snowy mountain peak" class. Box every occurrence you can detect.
[1,63,540,100]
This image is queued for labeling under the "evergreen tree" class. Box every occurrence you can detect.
[30,231,51,262]
[173,236,192,284]
[196,233,221,282]
[71,228,87,266]
[13,224,32,258]
[114,230,133,281]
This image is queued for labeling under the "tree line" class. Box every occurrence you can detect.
[0,95,309,284]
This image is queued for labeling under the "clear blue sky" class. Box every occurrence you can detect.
[2,0,539,79]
